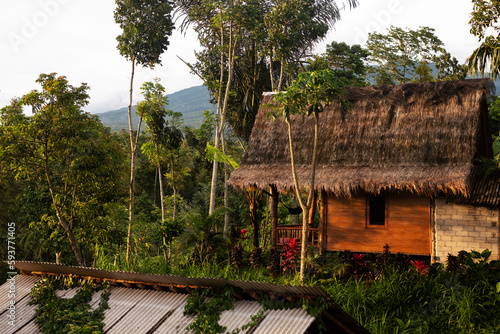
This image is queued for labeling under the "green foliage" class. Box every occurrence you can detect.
[29,276,110,334]
[468,0,500,78]
[494,135,500,161]
[183,284,331,334]
[0,73,126,265]
[184,286,236,334]
[178,0,357,141]
[488,95,500,136]
[161,217,185,245]
[320,249,500,334]
[271,68,351,122]
[114,0,174,67]
[490,92,500,162]
[182,207,226,248]
[205,142,240,169]
[366,26,466,85]
[307,41,369,86]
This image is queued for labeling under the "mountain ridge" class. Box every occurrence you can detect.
[94,77,500,132]
[94,85,214,132]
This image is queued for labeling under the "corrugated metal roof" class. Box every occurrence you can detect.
[448,167,500,208]
[219,300,264,333]
[1,277,313,334]
[14,261,330,298]
[0,275,40,334]
[253,308,316,334]
[150,298,195,334]
[106,289,187,334]
[4,263,370,334]
[14,320,40,334]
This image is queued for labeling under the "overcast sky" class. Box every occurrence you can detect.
[0,0,481,114]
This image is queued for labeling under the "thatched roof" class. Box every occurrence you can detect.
[229,79,495,198]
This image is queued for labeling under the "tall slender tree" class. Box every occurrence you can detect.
[271,69,351,282]
[176,0,358,226]
[114,0,174,263]
[136,79,170,222]
[176,0,251,219]
[467,0,500,78]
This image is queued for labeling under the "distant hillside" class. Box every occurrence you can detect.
[95,85,214,132]
[96,77,500,132]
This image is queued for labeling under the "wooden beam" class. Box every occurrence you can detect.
[250,291,260,300]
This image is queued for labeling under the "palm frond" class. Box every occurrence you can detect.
[467,37,500,79]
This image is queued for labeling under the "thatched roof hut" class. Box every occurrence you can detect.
[229,79,495,198]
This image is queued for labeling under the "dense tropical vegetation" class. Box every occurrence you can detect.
[1,0,500,333]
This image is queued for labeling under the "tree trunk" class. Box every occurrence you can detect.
[126,58,143,264]
[269,52,275,92]
[44,144,85,266]
[60,214,85,266]
[209,21,237,215]
[156,143,165,222]
[126,58,136,264]
[173,186,177,221]
[245,189,260,248]
[277,55,285,91]
[172,155,177,221]
[300,206,309,278]
[221,127,230,238]
[286,113,319,282]
[209,13,225,215]
[208,135,220,215]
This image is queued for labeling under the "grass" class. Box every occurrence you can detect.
[94,245,500,334]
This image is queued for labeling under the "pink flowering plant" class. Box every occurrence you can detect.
[410,260,429,276]
[353,253,366,262]
[281,238,299,274]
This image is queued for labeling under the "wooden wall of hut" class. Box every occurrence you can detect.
[326,192,431,255]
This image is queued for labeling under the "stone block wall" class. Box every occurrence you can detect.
[434,198,499,262]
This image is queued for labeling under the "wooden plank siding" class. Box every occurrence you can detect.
[326,193,431,255]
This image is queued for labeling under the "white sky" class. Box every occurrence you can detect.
[0,0,480,114]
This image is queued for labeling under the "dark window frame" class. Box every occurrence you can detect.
[366,195,387,229]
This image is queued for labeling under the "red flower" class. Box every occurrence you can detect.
[240,229,248,239]
[353,253,365,261]
[410,260,428,275]
[281,238,298,274]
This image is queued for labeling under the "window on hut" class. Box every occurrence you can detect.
[368,195,386,226]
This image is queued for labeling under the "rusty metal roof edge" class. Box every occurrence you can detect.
[14,261,330,298]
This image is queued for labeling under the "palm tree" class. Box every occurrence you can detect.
[467,1,500,78]
[468,37,500,79]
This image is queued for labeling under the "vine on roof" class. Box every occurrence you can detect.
[29,275,111,334]
[183,285,331,333]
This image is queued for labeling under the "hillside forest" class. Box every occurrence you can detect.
[2,1,500,333]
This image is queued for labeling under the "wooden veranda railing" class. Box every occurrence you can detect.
[276,225,320,248]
